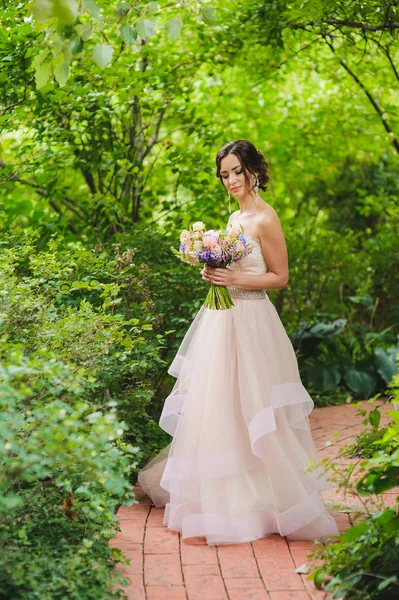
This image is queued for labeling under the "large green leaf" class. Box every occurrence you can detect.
[166,18,183,41]
[201,5,217,25]
[308,319,347,338]
[342,520,369,541]
[344,368,376,397]
[120,24,137,45]
[307,365,341,391]
[135,19,156,40]
[35,61,52,89]
[54,61,69,87]
[92,44,114,70]
[374,346,399,384]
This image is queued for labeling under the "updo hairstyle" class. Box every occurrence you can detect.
[215,140,269,193]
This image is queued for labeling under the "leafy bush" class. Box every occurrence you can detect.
[0,347,134,599]
[311,373,399,599]
[0,225,168,598]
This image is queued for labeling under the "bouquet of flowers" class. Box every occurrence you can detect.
[172,221,254,310]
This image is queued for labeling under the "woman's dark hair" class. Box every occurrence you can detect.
[215,140,269,192]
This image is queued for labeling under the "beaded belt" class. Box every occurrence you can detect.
[227,286,267,300]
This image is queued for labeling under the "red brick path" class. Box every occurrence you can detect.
[110,401,398,600]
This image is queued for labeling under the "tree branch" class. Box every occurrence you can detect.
[1,77,34,117]
[323,36,399,155]
[325,19,399,32]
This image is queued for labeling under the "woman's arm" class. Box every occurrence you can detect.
[203,211,289,290]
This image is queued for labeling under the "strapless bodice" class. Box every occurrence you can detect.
[226,237,269,299]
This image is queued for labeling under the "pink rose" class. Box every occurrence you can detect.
[202,230,219,248]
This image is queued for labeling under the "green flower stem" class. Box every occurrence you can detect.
[204,284,235,310]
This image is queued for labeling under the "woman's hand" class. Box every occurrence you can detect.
[201,264,238,286]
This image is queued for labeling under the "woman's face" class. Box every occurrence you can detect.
[219,153,252,199]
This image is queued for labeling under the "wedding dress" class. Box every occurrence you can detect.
[137,233,339,545]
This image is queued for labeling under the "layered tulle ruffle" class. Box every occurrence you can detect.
[138,296,339,544]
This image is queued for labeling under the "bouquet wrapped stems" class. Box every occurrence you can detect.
[204,282,234,310]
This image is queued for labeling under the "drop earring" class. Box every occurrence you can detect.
[228,189,231,214]
[253,175,259,205]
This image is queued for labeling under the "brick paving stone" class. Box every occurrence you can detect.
[185,574,228,600]
[287,540,318,569]
[144,525,180,554]
[218,544,259,578]
[111,527,144,545]
[117,503,150,521]
[144,553,183,586]
[118,581,146,600]
[257,563,305,592]
[181,541,218,566]
[109,399,397,600]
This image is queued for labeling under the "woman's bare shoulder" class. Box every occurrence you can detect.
[256,203,280,229]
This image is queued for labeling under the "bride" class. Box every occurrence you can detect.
[138,139,339,545]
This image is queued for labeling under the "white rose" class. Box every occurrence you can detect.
[192,221,206,232]
[228,225,241,237]
[193,241,203,251]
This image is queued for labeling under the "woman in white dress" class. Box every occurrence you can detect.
[138,139,339,545]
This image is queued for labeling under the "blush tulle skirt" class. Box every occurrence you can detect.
[137,292,339,545]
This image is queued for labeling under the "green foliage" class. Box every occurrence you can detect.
[343,400,393,459]
[0,350,133,599]
[29,0,218,82]
[311,375,399,599]
[0,224,167,598]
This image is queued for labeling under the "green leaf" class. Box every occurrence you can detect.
[115,1,129,16]
[33,0,78,25]
[83,0,100,18]
[135,19,155,40]
[342,520,369,541]
[368,407,381,428]
[52,0,78,24]
[347,294,374,309]
[374,346,398,384]
[313,568,329,590]
[306,364,341,392]
[344,368,376,398]
[35,62,52,89]
[383,516,399,533]
[378,576,398,591]
[32,49,50,69]
[201,5,217,26]
[120,24,137,45]
[92,44,114,70]
[54,61,69,87]
[70,281,90,290]
[165,17,183,41]
[75,23,92,41]
[146,1,159,15]
[375,509,394,524]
